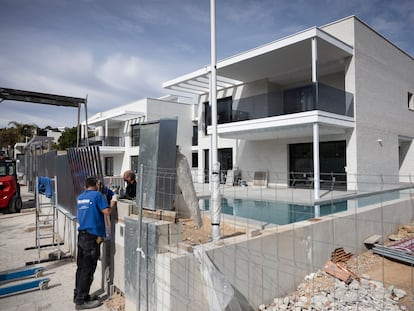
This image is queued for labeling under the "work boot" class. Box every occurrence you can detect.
[75,300,102,310]
[73,294,99,304]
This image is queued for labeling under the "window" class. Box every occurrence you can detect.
[408,92,414,111]
[192,152,198,168]
[192,124,198,146]
[131,124,140,146]
[131,156,139,173]
[203,96,233,134]
[289,141,346,190]
[104,157,114,176]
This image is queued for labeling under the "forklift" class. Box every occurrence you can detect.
[0,152,22,213]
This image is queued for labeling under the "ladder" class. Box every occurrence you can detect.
[25,176,64,265]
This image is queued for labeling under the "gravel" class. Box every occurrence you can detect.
[259,269,407,311]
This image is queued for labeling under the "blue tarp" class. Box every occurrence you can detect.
[38,177,53,198]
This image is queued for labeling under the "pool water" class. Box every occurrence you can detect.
[199,189,409,225]
[200,198,347,225]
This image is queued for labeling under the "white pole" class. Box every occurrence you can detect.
[313,122,320,201]
[210,0,221,241]
[312,38,320,201]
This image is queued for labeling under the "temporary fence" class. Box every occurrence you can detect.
[120,166,414,311]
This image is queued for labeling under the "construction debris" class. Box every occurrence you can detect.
[259,270,407,311]
[372,237,414,265]
[331,247,353,263]
[363,234,382,249]
[324,248,358,284]
[324,259,353,284]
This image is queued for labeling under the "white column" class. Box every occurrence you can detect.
[312,37,320,201]
[105,119,109,146]
[313,122,320,201]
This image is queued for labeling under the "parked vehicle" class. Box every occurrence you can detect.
[0,155,22,213]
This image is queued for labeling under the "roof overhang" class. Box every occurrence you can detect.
[208,111,354,140]
[163,27,353,95]
[86,110,145,126]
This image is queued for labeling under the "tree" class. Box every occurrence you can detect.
[57,126,78,150]
[0,121,37,149]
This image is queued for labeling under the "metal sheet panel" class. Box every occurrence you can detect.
[37,151,57,178]
[67,146,103,197]
[137,119,177,211]
[55,155,77,216]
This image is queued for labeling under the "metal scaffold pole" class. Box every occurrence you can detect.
[136,164,144,311]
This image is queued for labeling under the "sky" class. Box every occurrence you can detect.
[0,0,413,129]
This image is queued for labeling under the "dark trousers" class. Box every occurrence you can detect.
[74,231,100,305]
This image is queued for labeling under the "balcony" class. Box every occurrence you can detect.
[205,83,353,127]
[81,136,125,147]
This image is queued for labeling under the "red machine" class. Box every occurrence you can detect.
[0,156,22,213]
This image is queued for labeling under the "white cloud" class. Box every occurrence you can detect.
[98,53,155,91]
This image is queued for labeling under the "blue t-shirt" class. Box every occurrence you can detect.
[77,190,108,237]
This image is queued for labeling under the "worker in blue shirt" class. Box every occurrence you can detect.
[74,177,115,310]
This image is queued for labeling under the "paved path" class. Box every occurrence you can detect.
[0,187,110,311]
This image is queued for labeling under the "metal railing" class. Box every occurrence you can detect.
[81,136,125,147]
[205,82,354,127]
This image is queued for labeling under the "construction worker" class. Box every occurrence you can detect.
[73,177,115,310]
[121,170,137,200]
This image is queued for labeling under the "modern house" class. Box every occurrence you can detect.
[163,15,414,196]
[81,95,195,177]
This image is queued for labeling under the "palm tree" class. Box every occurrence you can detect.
[7,121,38,143]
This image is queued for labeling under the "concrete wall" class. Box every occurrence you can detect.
[155,196,413,310]
[324,17,414,191]
[353,20,405,188]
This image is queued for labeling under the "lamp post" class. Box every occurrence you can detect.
[210,0,221,241]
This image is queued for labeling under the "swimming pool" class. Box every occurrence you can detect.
[199,189,410,225]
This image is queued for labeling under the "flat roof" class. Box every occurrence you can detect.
[163,27,353,95]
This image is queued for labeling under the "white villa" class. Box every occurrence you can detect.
[85,16,414,197]
[81,95,195,177]
[164,15,414,195]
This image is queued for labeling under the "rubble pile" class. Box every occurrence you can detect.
[258,270,407,311]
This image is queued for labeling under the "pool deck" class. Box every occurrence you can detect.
[194,182,356,205]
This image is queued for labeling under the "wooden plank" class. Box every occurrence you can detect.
[142,209,177,223]
[324,260,352,284]
[331,247,353,263]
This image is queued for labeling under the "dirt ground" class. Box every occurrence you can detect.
[181,214,246,244]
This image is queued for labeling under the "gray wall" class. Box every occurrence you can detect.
[155,197,413,310]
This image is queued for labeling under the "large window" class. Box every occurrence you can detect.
[104,157,114,176]
[131,124,140,146]
[192,124,198,146]
[192,152,198,168]
[203,148,233,183]
[203,96,233,134]
[289,141,346,190]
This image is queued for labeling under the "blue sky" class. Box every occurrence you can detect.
[0,0,413,128]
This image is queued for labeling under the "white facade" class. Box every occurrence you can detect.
[82,96,194,177]
[163,16,414,193]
